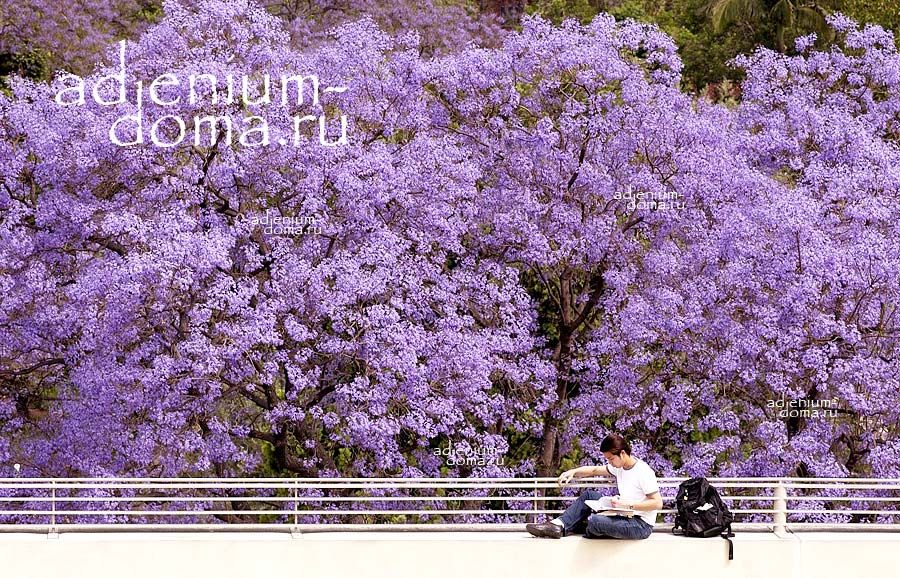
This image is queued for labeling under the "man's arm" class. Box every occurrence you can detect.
[574,465,612,479]
[557,465,613,485]
[613,491,663,512]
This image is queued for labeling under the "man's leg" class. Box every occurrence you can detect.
[585,515,653,540]
[552,490,604,535]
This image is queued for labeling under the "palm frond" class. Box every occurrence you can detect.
[795,5,829,35]
[706,0,767,33]
[770,0,795,29]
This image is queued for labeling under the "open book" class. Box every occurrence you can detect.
[584,497,635,517]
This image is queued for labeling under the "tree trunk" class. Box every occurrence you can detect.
[536,267,606,478]
[537,328,573,478]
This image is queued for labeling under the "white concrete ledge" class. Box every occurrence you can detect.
[2,530,898,578]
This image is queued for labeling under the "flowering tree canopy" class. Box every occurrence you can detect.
[1,1,898,487]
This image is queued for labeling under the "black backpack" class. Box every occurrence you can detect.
[672,477,735,560]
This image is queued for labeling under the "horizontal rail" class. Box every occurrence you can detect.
[1,479,898,485]
[0,477,895,533]
[3,494,895,503]
[1,509,897,516]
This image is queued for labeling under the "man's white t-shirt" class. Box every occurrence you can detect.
[606,458,660,526]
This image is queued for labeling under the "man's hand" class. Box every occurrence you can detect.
[557,468,579,486]
[610,496,631,509]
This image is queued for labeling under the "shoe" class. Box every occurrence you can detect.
[526,522,564,539]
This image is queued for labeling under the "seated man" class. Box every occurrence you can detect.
[526,434,662,540]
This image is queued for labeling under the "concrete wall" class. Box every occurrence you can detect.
[2,531,899,578]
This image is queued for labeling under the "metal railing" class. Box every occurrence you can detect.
[0,477,897,534]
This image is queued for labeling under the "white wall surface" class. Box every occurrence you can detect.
[1,531,898,578]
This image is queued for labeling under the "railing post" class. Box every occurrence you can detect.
[773,479,787,535]
[290,480,301,538]
[532,479,539,524]
[48,480,59,538]
[293,480,299,526]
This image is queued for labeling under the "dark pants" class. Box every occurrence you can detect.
[557,490,653,539]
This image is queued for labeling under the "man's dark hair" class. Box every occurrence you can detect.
[599,434,631,456]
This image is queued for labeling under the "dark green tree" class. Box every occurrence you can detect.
[704,0,838,51]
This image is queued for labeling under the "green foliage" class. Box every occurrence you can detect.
[609,0,759,91]
[0,48,52,91]
[704,0,838,52]
[135,1,165,24]
[558,440,582,473]
[706,0,766,33]
[842,0,900,46]
[505,429,540,465]
[518,268,561,351]
[525,0,900,95]
[258,437,282,476]
[526,0,759,94]
[526,0,600,24]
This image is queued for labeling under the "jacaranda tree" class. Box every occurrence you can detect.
[1,1,898,496]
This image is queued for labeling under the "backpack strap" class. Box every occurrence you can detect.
[698,477,710,498]
[721,522,734,560]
